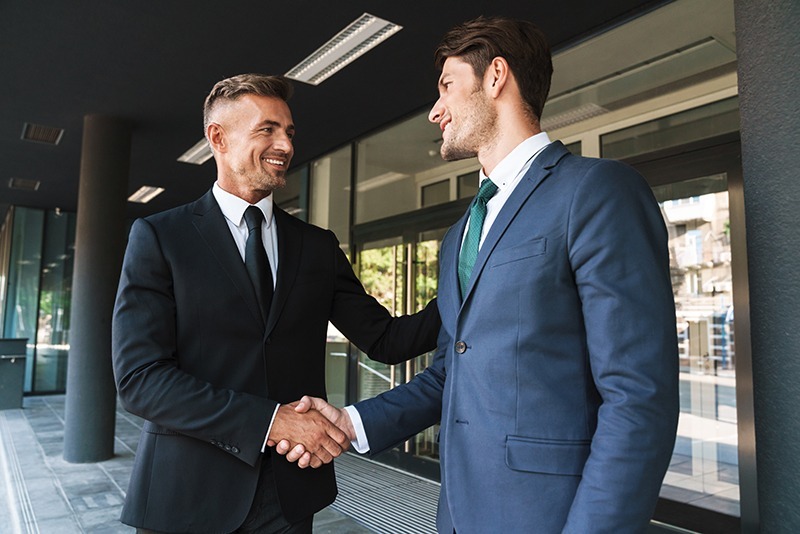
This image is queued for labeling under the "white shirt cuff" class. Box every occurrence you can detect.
[261,404,280,453]
[344,405,370,454]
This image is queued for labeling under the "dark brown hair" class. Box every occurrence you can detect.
[434,16,553,121]
[203,74,293,130]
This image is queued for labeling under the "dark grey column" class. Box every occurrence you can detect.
[63,115,130,462]
[735,1,800,530]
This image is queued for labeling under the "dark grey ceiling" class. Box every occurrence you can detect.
[0,0,667,219]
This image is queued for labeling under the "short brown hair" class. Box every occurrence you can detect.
[434,16,553,121]
[203,74,293,130]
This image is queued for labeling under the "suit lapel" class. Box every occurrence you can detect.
[440,212,470,322]
[266,206,301,335]
[192,190,263,326]
[460,142,569,304]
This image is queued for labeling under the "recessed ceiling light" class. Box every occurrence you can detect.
[8,177,41,191]
[128,186,165,204]
[21,122,64,145]
[285,13,402,86]
[177,138,213,165]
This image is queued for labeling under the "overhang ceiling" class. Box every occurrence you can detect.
[1,0,668,219]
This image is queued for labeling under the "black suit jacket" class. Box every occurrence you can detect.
[112,190,440,532]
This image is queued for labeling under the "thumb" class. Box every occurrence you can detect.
[294,395,313,413]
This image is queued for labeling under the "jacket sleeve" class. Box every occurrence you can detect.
[354,323,449,455]
[562,160,679,532]
[327,230,441,364]
[111,218,273,467]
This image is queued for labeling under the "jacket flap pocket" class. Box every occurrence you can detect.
[505,435,590,475]
[491,237,546,267]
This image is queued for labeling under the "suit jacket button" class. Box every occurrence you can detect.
[232,447,240,454]
[454,341,467,354]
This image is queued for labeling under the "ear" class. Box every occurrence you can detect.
[485,57,510,97]
[206,122,226,153]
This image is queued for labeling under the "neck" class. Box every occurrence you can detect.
[479,122,540,176]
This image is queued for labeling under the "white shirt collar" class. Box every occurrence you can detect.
[212,182,274,229]
[479,132,551,188]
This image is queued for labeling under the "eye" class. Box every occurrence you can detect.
[261,126,274,134]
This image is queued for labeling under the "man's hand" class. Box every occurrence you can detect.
[267,404,349,469]
[271,396,355,468]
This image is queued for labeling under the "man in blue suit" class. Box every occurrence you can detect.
[282,16,679,533]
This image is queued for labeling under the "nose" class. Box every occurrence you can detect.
[273,132,293,154]
[429,98,444,123]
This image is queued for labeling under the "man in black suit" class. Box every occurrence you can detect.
[111,73,440,533]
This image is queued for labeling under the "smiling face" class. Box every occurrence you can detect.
[428,56,498,162]
[209,93,295,203]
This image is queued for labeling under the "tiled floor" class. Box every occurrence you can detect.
[0,396,436,533]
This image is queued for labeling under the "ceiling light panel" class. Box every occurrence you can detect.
[128,186,165,204]
[21,122,64,145]
[8,177,41,191]
[285,13,402,86]
[177,138,213,165]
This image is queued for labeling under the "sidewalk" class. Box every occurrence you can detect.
[0,396,438,533]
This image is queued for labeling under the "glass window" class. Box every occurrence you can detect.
[355,110,478,223]
[421,179,450,208]
[309,145,353,408]
[274,166,308,222]
[34,210,76,392]
[457,171,479,199]
[564,141,582,155]
[310,145,352,255]
[601,97,739,160]
[3,207,44,392]
[654,174,740,517]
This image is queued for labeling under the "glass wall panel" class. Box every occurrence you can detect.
[654,174,739,517]
[601,97,739,160]
[34,210,76,392]
[355,110,478,223]
[3,207,44,391]
[309,145,353,408]
[274,166,308,222]
[310,145,352,255]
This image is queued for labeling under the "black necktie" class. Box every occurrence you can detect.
[243,206,274,322]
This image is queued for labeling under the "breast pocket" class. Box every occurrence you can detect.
[490,237,547,268]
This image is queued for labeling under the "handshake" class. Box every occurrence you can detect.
[266,396,355,469]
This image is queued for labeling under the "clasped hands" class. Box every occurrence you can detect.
[266,396,354,469]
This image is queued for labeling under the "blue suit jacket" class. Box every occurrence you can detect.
[356,142,679,533]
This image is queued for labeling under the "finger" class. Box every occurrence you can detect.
[267,439,275,447]
[286,443,306,463]
[308,454,323,469]
[275,440,292,455]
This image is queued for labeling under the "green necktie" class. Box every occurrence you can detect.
[458,178,498,297]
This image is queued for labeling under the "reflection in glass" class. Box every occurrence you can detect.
[34,210,76,392]
[654,174,739,516]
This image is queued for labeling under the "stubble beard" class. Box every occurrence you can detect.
[440,87,498,162]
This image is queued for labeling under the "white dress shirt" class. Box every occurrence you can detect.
[212,182,280,452]
[346,132,552,453]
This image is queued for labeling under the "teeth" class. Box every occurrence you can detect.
[263,158,284,166]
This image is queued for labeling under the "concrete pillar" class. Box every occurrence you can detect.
[63,115,130,462]
[735,0,800,529]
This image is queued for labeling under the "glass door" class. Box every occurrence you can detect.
[353,226,447,466]
[626,136,753,533]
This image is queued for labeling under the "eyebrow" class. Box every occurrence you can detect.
[255,119,295,133]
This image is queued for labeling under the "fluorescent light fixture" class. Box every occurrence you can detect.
[177,138,213,165]
[128,186,165,204]
[285,13,402,85]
